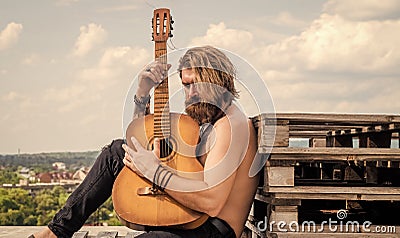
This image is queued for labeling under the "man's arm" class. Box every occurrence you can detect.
[132,62,171,119]
[164,117,251,217]
[132,94,150,119]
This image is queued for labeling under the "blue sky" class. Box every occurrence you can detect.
[1,0,399,153]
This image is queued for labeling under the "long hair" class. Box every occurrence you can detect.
[178,46,239,107]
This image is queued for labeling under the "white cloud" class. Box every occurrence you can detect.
[96,4,138,13]
[189,22,254,55]
[324,0,400,21]
[72,23,107,57]
[260,14,400,75]
[0,22,23,51]
[2,91,23,101]
[270,11,308,28]
[45,46,150,113]
[188,12,400,114]
[22,54,40,65]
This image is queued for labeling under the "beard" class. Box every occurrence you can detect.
[185,96,225,125]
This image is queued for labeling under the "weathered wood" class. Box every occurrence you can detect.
[95,231,118,238]
[262,147,400,161]
[245,219,266,238]
[257,113,400,124]
[266,167,294,187]
[250,113,400,238]
[260,120,289,147]
[270,205,298,225]
[72,231,88,238]
[309,138,326,147]
[263,186,400,201]
[125,231,146,238]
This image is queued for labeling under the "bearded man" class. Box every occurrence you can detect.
[34,46,260,238]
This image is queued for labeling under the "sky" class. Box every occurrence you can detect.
[1,0,399,154]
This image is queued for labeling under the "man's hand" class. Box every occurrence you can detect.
[122,137,161,181]
[137,61,171,97]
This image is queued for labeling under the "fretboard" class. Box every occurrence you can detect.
[153,41,170,138]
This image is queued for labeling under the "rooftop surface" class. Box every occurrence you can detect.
[0,226,144,238]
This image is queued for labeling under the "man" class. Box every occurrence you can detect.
[33,46,260,238]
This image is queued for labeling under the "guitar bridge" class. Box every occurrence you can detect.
[137,186,166,196]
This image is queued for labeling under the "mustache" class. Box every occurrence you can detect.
[185,95,201,107]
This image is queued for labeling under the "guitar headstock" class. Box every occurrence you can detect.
[152,8,174,42]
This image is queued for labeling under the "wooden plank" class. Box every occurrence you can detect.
[125,231,146,238]
[270,205,298,224]
[263,186,400,200]
[290,125,361,131]
[260,147,400,161]
[309,138,326,148]
[260,120,289,147]
[245,220,266,238]
[266,167,294,187]
[289,131,327,138]
[72,231,88,238]
[328,123,399,138]
[95,231,118,238]
[259,113,400,124]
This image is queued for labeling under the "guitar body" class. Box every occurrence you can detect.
[112,113,208,230]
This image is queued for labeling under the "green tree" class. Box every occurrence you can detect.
[0,196,18,212]
[0,168,20,184]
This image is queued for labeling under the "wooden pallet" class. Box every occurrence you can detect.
[245,113,400,238]
[72,230,145,238]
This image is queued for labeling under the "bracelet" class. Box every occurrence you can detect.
[134,94,151,105]
[152,164,174,192]
[152,164,163,191]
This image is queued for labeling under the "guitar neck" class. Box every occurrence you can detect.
[153,41,170,138]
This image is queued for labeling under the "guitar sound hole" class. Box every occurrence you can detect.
[152,138,174,159]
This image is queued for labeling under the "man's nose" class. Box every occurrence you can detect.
[188,84,198,97]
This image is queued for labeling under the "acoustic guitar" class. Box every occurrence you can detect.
[112,8,208,230]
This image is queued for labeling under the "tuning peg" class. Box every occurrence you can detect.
[170,25,174,30]
[169,33,173,38]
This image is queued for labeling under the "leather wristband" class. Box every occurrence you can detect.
[134,94,151,105]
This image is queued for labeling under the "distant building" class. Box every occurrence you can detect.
[38,173,52,183]
[19,167,30,179]
[37,171,73,183]
[73,167,89,181]
[52,162,66,170]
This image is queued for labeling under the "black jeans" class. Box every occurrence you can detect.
[48,139,235,238]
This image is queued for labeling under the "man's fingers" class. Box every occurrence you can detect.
[130,136,144,151]
[153,138,160,158]
[122,144,136,157]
